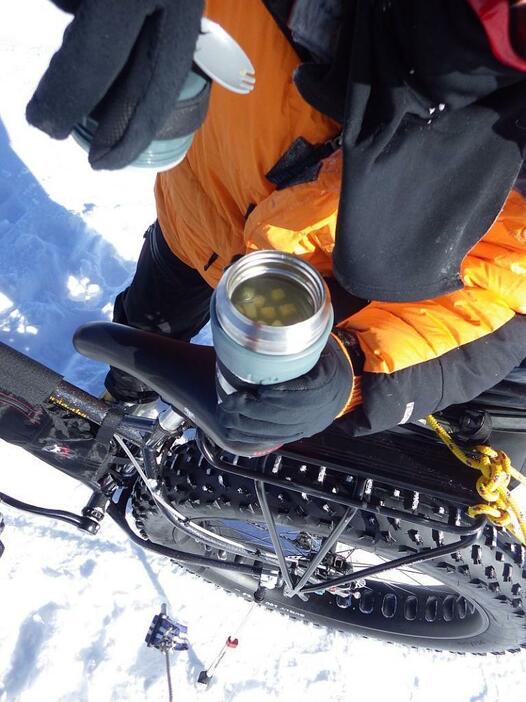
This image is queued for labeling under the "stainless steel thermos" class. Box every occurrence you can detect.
[72,70,208,172]
[211,250,333,398]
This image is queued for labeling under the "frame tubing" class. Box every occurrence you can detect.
[300,529,483,594]
[254,481,303,598]
[116,436,281,568]
[108,490,275,576]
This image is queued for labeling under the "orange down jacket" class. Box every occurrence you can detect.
[155,0,526,435]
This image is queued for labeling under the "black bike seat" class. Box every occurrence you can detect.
[73,322,270,456]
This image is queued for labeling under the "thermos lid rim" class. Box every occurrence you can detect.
[215,250,332,355]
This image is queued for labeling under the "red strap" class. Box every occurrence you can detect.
[466,0,526,71]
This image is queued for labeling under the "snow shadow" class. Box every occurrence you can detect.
[130,544,170,602]
[0,117,134,394]
[9,514,127,554]
[0,602,61,701]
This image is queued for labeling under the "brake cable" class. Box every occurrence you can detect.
[426,414,526,545]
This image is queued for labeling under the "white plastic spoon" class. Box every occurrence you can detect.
[194,18,256,95]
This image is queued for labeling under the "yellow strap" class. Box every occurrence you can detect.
[426,414,526,546]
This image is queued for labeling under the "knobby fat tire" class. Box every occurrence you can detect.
[133,441,526,655]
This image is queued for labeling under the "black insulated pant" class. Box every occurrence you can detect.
[105,221,213,402]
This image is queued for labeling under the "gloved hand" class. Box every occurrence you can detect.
[26,0,204,170]
[216,335,355,449]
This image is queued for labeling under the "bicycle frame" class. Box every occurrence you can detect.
[2,376,488,603]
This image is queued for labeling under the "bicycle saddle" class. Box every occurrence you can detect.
[73,322,271,457]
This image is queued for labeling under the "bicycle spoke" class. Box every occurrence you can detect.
[300,530,481,595]
[291,507,357,596]
[333,544,443,589]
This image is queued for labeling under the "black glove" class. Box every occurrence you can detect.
[27,0,204,170]
[216,335,355,449]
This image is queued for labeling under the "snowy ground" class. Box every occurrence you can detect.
[1,2,526,701]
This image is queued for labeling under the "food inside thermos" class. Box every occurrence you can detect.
[232,274,314,325]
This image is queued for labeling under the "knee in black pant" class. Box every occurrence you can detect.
[104,367,159,404]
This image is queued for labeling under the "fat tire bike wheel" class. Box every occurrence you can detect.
[132,441,526,655]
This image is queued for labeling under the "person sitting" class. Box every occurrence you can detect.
[27,0,526,450]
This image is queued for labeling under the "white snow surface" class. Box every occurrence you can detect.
[1,2,526,700]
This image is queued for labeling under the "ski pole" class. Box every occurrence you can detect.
[197,600,258,686]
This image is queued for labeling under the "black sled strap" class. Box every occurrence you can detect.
[88,405,125,475]
[94,405,124,447]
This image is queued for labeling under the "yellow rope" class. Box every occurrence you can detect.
[426,414,526,546]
